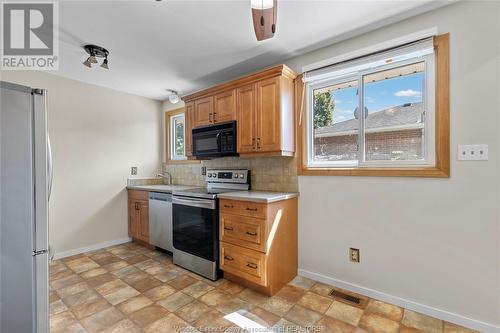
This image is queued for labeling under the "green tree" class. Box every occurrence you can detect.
[313,91,334,129]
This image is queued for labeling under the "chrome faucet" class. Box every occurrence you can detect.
[156,171,172,185]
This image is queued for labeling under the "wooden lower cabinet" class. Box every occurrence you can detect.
[219,198,297,296]
[128,190,149,243]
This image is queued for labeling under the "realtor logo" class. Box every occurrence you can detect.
[1,2,59,70]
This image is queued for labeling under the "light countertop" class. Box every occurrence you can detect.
[127,184,198,194]
[217,191,299,203]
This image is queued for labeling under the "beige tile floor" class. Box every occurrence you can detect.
[49,242,478,333]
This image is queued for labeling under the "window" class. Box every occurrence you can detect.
[165,110,186,161]
[170,113,185,160]
[299,35,449,177]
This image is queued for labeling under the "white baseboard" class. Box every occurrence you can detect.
[298,269,500,333]
[52,237,132,260]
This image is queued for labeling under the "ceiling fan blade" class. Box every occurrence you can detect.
[252,0,277,41]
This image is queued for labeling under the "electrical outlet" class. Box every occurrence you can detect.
[458,144,488,161]
[131,166,138,175]
[349,248,360,263]
[201,166,207,175]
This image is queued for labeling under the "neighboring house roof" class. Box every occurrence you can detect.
[315,102,424,138]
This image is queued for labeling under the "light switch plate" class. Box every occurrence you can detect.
[458,144,488,161]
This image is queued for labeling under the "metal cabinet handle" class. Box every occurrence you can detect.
[252,138,256,150]
[246,207,258,212]
[209,113,213,123]
[246,262,258,269]
[257,138,261,149]
[224,226,234,231]
[213,112,217,123]
[224,255,234,261]
[246,231,257,236]
[224,204,234,208]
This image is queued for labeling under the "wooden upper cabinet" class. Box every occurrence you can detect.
[183,65,297,157]
[185,101,194,157]
[214,90,236,123]
[236,75,295,156]
[256,77,281,153]
[194,96,214,127]
[237,84,257,153]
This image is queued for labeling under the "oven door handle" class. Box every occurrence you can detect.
[172,196,216,209]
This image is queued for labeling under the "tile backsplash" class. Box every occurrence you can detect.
[163,157,298,192]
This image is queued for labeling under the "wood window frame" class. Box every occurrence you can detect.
[296,33,450,177]
[164,108,199,165]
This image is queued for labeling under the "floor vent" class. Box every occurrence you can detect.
[329,288,368,309]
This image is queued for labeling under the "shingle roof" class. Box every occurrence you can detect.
[315,102,424,136]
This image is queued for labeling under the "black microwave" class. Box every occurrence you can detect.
[192,121,237,158]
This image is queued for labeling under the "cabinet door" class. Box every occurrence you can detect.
[185,101,194,157]
[194,96,214,127]
[128,199,140,238]
[138,200,149,242]
[214,90,236,123]
[236,84,257,153]
[256,77,281,152]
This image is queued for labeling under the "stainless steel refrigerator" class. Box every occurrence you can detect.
[0,81,52,333]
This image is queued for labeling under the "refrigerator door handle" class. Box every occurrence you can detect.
[33,90,49,253]
[47,135,53,201]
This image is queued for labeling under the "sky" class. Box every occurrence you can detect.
[327,72,424,124]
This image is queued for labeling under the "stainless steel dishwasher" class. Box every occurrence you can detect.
[149,192,173,252]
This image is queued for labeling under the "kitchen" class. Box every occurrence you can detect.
[1,1,499,333]
[126,64,299,293]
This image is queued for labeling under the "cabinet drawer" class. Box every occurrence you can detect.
[220,242,267,286]
[220,199,267,219]
[221,213,265,252]
[128,189,149,201]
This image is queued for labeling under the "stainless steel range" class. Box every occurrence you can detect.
[172,169,250,280]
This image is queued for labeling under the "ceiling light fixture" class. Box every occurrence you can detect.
[166,89,180,104]
[83,57,92,68]
[89,53,98,64]
[82,44,110,69]
[251,0,277,41]
[100,57,109,69]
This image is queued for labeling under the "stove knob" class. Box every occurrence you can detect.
[234,174,239,179]
[208,173,212,178]
[212,173,217,178]
[239,173,245,179]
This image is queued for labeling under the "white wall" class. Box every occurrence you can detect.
[285,1,500,330]
[0,71,162,256]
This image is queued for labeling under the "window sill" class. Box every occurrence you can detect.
[165,159,201,165]
[299,166,449,178]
